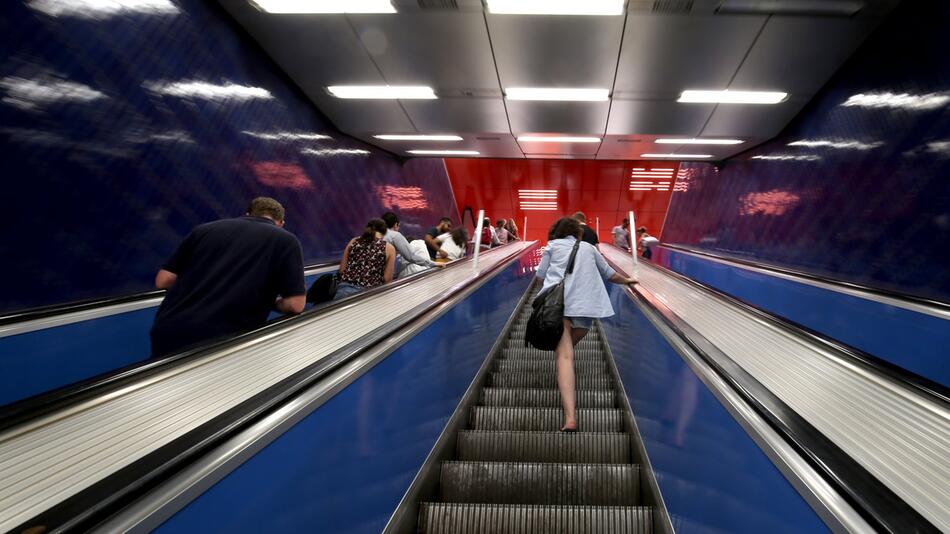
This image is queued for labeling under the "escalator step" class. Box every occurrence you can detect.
[439,461,640,505]
[479,388,615,408]
[418,503,653,534]
[499,347,603,360]
[496,359,608,374]
[489,372,612,389]
[457,431,631,464]
[506,338,601,350]
[470,407,624,432]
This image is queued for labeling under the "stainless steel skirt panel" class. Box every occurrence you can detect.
[599,247,950,530]
[0,244,530,532]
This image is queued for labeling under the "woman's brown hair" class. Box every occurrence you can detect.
[547,217,582,240]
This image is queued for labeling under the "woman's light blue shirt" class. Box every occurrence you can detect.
[536,236,617,319]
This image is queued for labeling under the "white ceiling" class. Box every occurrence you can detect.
[218,0,897,161]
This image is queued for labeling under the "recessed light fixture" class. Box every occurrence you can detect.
[327,85,436,99]
[655,138,744,145]
[248,0,396,14]
[486,0,623,15]
[408,149,480,156]
[678,90,788,104]
[517,136,601,143]
[374,134,462,141]
[641,153,713,159]
[506,88,609,102]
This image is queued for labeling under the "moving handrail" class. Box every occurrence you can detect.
[0,241,536,533]
[658,243,950,318]
[0,260,340,336]
[600,245,948,534]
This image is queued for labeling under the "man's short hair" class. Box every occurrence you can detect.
[637,226,647,234]
[381,211,399,229]
[572,211,587,223]
[247,197,285,221]
[439,217,452,224]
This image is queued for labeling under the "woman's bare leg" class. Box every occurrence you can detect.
[557,319,578,430]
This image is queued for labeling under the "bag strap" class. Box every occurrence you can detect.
[565,238,582,275]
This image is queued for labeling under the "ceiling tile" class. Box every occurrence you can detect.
[311,93,415,133]
[348,12,500,91]
[401,97,509,132]
[614,14,766,98]
[701,96,810,138]
[508,101,609,135]
[486,15,624,88]
[731,16,881,95]
[606,100,714,136]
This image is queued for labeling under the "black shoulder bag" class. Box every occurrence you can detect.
[524,239,581,351]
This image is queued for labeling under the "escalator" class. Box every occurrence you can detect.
[412,286,662,533]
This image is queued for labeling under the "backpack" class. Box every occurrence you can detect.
[306,272,338,304]
[480,227,492,247]
[525,240,581,350]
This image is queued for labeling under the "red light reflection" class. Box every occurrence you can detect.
[739,189,801,216]
[375,185,429,210]
[251,161,315,190]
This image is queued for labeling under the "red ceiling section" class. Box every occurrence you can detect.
[444,159,679,244]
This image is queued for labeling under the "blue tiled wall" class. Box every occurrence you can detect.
[0,0,457,313]
[662,0,950,303]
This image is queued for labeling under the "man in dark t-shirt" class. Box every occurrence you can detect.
[150,197,307,357]
[573,212,599,246]
[423,217,453,260]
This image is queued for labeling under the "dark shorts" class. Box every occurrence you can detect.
[566,316,593,330]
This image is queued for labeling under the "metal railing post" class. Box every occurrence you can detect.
[472,209,485,272]
[628,209,639,279]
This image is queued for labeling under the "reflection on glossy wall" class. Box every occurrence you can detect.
[0,0,458,313]
[662,0,950,303]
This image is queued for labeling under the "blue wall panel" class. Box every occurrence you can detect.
[0,0,458,314]
[156,258,534,533]
[0,271,324,406]
[661,0,950,304]
[601,285,829,534]
[653,248,950,387]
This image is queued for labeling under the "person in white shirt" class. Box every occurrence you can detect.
[381,212,439,277]
[637,227,659,259]
[611,218,631,250]
[494,219,509,245]
[437,227,468,260]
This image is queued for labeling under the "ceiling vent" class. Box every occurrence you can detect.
[476,136,501,141]
[416,0,459,9]
[629,0,693,13]
[616,138,643,143]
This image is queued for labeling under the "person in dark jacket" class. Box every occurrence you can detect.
[150,197,306,357]
[573,211,599,246]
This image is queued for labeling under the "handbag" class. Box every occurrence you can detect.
[306,272,338,304]
[525,239,581,350]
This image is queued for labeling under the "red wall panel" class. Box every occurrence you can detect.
[444,158,678,244]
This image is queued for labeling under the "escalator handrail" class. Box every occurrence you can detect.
[601,249,940,534]
[9,240,538,534]
[0,260,341,331]
[0,244,522,433]
[658,243,950,317]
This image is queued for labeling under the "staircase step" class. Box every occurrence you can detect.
[418,503,653,534]
[457,431,631,464]
[500,347,603,360]
[440,461,640,505]
[479,388,615,408]
[489,372,612,389]
[506,338,601,350]
[470,407,624,432]
[496,359,608,374]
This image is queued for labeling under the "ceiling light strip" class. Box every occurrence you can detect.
[678,90,788,105]
[250,0,396,14]
[328,85,436,99]
[655,138,744,145]
[486,0,624,15]
[641,153,713,159]
[374,134,462,141]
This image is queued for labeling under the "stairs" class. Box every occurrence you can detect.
[417,288,654,533]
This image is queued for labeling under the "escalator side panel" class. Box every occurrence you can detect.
[151,260,533,533]
[599,283,831,534]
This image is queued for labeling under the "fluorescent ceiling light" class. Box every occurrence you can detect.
[641,153,713,159]
[517,136,601,143]
[374,134,462,141]
[327,85,436,99]
[408,149,480,156]
[655,138,744,145]
[506,88,608,102]
[249,0,396,13]
[678,90,788,104]
[487,0,623,15]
